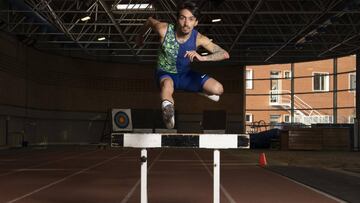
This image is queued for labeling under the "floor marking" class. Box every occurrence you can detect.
[0,150,99,177]
[327,168,360,178]
[6,151,128,203]
[265,168,347,203]
[120,150,163,203]
[14,169,72,172]
[194,151,237,203]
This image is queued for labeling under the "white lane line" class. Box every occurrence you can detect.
[121,150,164,203]
[194,150,237,203]
[0,150,99,177]
[327,168,360,178]
[6,151,127,203]
[265,168,347,203]
[14,169,72,172]
[158,159,257,166]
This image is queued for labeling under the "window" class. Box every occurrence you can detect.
[246,69,253,89]
[349,73,356,92]
[283,114,290,123]
[349,116,355,123]
[270,115,281,122]
[270,71,281,103]
[313,72,329,91]
[245,113,253,122]
[284,71,291,79]
[270,115,281,128]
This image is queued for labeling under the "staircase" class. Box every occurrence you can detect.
[269,90,332,125]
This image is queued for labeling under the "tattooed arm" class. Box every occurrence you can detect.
[197,33,230,61]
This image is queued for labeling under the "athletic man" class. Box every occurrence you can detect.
[136,1,230,129]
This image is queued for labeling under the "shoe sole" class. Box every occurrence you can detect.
[162,105,175,129]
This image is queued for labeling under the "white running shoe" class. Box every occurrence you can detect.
[162,102,175,129]
[199,93,220,102]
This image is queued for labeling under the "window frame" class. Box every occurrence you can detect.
[245,113,253,123]
[349,73,356,92]
[283,114,290,123]
[284,71,291,80]
[312,72,329,92]
[349,115,355,124]
[246,69,253,90]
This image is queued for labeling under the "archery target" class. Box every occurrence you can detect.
[112,109,133,132]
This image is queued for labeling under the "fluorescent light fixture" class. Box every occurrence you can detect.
[81,16,91,21]
[212,18,221,23]
[201,52,209,56]
[116,3,152,10]
[97,37,106,41]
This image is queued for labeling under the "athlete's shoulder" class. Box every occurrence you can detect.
[148,17,168,37]
[196,32,210,46]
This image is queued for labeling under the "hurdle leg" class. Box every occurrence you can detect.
[213,149,220,203]
[141,149,148,203]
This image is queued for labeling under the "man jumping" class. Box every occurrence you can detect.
[136,1,230,129]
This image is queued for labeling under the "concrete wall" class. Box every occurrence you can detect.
[0,32,245,145]
[0,105,106,146]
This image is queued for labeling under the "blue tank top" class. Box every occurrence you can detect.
[157,24,198,74]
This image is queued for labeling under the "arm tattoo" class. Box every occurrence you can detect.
[205,44,228,61]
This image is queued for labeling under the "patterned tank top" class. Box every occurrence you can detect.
[157,24,198,74]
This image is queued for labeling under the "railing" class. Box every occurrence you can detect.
[269,90,322,116]
[247,120,268,133]
[269,90,332,125]
[294,115,333,124]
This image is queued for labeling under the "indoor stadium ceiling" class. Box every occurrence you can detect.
[0,0,360,65]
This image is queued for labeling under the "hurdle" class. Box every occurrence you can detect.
[111,133,250,203]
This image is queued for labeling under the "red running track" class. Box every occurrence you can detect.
[0,148,340,203]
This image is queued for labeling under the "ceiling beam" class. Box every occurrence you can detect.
[40,0,87,51]
[319,33,360,56]
[264,0,345,62]
[98,0,138,59]
[229,0,264,52]
[2,10,360,15]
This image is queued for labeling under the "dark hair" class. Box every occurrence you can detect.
[177,1,200,19]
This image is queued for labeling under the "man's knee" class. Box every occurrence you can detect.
[203,78,224,95]
[214,83,224,95]
[161,78,174,92]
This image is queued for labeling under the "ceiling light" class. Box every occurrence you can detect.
[212,19,221,23]
[81,16,91,22]
[116,3,153,10]
[98,37,106,41]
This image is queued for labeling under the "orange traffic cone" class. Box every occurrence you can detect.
[259,152,267,167]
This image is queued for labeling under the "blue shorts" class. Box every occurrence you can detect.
[155,69,210,92]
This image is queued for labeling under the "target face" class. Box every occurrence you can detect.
[111,109,132,132]
[114,111,130,129]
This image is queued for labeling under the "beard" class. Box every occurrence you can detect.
[180,26,191,34]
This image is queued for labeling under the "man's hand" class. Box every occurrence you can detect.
[135,35,145,47]
[184,51,204,62]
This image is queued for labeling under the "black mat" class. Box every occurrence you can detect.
[268,166,360,203]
